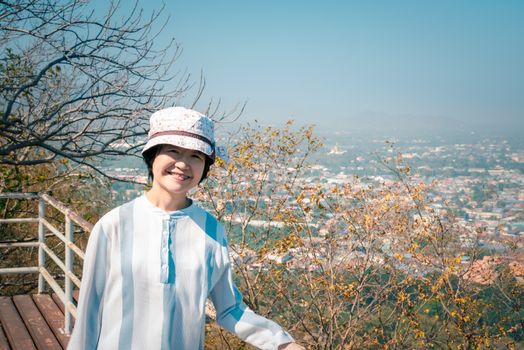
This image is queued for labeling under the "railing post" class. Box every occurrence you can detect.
[38,197,46,293]
[65,216,74,334]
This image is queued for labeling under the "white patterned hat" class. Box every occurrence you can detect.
[142,107,227,162]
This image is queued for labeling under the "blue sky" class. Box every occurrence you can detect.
[129,1,523,134]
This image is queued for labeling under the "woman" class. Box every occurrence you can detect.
[68,107,305,350]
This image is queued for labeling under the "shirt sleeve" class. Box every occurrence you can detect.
[209,230,294,350]
[67,221,110,350]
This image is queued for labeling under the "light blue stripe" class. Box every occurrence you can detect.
[230,305,246,321]
[161,285,176,350]
[205,212,217,294]
[205,213,217,241]
[167,220,176,283]
[118,201,135,350]
[232,286,246,321]
[206,252,214,297]
[161,216,179,348]
[83,226,108,349]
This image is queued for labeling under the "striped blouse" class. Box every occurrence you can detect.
[68,195,294,349]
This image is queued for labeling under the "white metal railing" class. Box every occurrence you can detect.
[0,192,93,335]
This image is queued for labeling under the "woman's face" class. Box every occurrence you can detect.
[151,144,206,198]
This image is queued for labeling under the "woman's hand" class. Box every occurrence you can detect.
[278,342,306,350]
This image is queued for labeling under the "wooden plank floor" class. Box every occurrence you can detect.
[0,294,77,350]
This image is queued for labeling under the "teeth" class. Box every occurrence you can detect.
[169,171,189,179]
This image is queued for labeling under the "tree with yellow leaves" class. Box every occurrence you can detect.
[198,122,523,349]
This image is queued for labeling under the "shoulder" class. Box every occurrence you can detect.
[93,197,142,236]
[190,202,227,245]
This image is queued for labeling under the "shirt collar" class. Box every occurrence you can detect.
[140,194,196,217]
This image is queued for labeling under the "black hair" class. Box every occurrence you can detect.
[143,144,214,184]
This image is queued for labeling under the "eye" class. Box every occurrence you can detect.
[192,153,205,160]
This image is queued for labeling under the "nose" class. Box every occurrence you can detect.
[175,161,189,170]
[174,155,190,169]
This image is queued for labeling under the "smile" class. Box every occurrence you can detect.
[167,171,191,180]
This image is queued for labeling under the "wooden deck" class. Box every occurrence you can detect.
[0,294,77,350]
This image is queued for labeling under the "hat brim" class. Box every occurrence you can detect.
[141,134,214,157]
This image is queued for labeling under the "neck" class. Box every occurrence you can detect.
[145,188,190,212]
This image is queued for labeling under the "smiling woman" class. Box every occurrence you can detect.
[67,107,305,350]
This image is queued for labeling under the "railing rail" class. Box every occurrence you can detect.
[0,192,93,335]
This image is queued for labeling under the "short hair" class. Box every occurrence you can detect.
[143,145,214,184]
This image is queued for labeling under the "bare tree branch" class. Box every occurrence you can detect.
[1,0,190,174]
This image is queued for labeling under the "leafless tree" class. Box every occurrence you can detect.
[0,0,194,177]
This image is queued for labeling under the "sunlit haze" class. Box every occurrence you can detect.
[96,0,523,136]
